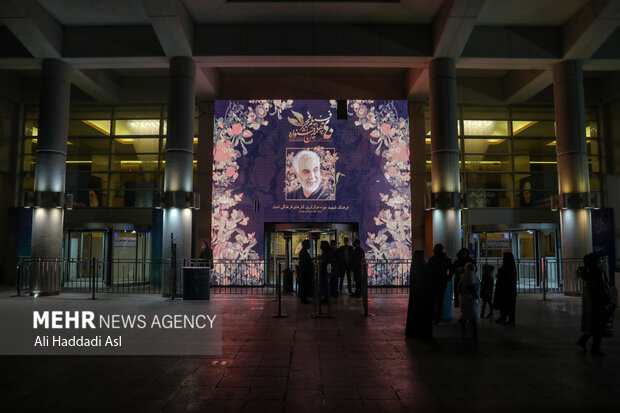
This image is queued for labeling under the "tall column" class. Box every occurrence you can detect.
[31,59,72,295]
[163,57,196,262]
[408,102,426,253]
[553,60,592,295]
[429,58,461,259]
[194,101,214,257]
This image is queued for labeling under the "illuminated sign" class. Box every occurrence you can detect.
[212,100,411,284]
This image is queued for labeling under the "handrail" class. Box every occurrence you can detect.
[16,256,607,296]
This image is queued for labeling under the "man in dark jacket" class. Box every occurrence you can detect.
[337,237,354,294]
[351,239,365,297]
[427,243,454,323]
[298,240,314,304]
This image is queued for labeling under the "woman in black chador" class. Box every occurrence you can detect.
[297,240,314,304]
[480,264,495,318]
[406,250,433,338]
[319,240,334,304]
[493,252,517,324]
[577,252,615,356]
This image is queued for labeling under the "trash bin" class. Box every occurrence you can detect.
[182,267,210,300]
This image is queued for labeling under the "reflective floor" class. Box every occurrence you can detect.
[1,291,619,412]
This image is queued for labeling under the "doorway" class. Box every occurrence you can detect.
[65,230,108,281]
[64,229,153,287]
[472,225,559,292]
[264,222,359,288]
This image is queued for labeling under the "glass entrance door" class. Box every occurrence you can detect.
[264,223,359,288]
[474,228,558,292]
[112,231,152,285]
[65,230,107,282]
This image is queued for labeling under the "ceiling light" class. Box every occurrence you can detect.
[128,120,163,135]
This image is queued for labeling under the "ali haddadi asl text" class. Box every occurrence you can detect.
[34,335,121,347]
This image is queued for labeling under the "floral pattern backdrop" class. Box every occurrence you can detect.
[212,100,411,285]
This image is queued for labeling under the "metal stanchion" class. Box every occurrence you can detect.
[326,265,332,317]
[170,233,176,301]
[312,261,334,319]
[91,257,96,300]
[271,261,278,302]
[362,262,369,316]
[16,261,22,297]
[542,257,547,301]
[273,262,287,318]
[313,260,320,315]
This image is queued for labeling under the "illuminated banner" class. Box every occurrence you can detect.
[212,100,411,284]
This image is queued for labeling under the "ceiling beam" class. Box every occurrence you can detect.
[563,0,620,59]
[503,70,553,104]
[219,73,405,100]
[405,68,429,102]
[0,0,124,103]
[433,0,486,57]
[2,55,620,72]
[501,0,620,105]
[195,67,219,101]
[71,69,120,104]
[0,0,61,58]
[141,0,194,57]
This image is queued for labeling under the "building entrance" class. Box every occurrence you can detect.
[64,230,108,282]
[64,228,153,288]
[264,223,358,289]
[472,224,560,292]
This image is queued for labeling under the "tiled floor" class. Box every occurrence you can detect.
[1,291,619,412]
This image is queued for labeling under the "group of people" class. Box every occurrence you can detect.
[204,236,615,354]
[297,237,366,304]
[406,243,519,339]
[407,245,616,355]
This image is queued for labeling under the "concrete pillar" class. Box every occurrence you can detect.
[429,58,461,259]
[553,60,592,294]
[163,57,196,262]
[408,102,426,253]
[30,59,72,295]
[194,101,214,257]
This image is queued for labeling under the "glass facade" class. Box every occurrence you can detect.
[22,104,601,209]
[424,106,601,208]
[22,106,199,208]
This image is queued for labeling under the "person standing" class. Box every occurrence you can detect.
[577,252,615,356]
[406,250,433,338]
[427,243,454,324]
[199,239,215,285]
[337,237,354,294]
[199,240,213,267]
[453,248,477,309]
[494,252,517,324]
[458,262,481,339]
[351,239,365,297]
[297,239,314,304]
[319,240,334,304]
[480,264,495,318]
